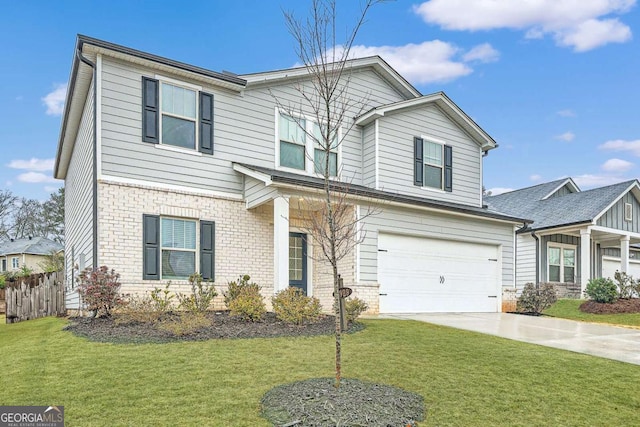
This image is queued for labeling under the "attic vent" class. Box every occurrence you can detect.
[625,203,633,222]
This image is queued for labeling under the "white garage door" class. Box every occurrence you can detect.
[378,233,500,313]
[602,257,640,280]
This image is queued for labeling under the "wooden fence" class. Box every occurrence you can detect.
[5,272,65,323]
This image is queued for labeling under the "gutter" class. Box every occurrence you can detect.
[76,49,98,270]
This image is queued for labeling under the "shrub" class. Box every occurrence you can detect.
[516,283,557,314]
[76,266,123,317]
[17,265,33,278]
[176,273,217,314]
[229,287,266,322]
[272,287,322,325]
[224,274,260,308]
[0,275,5,289]
[150,282,175,313]
[585,277,618,303]
[158,312,211,336]
[116,294,162,325]
[344,297,369,323]
[614,271,637,299]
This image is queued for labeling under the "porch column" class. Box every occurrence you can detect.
[620,235,630,273]
[580,228,591,293]
[273,196,290,293]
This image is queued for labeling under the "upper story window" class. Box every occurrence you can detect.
[548,245,575,283]
[414,136,452,192]
[277,112,339,177]
[142,76,214,155]
[11,257,19,269]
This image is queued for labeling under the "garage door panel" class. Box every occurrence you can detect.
[602,257,640,280]
[378,233,499,313]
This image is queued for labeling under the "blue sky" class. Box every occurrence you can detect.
[2,0,639,199]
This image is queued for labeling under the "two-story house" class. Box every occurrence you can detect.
[54,35,528,313]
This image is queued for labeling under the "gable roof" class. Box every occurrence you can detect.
[240,55,421,99]
[234,163,530,225]
[485,179,640,231]
[0,237,63,257]
[355,91,497,151]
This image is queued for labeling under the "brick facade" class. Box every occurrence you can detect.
[97,180,374,313]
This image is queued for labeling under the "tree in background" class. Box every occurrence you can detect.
[0,188,64,242]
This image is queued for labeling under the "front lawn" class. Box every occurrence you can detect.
[2,317,640,426]
[544,299,640,327]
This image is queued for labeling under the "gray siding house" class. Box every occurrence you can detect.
[486,178,640,295]
[55,35,527,313]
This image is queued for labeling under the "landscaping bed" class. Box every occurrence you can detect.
[580,298,640,314]
[65,311,364,344]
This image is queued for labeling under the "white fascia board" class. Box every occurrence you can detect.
[232,163,273,186]
[593,181,640,223]
[542,178,580,200]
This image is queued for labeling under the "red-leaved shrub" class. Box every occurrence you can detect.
[77,266,123,317]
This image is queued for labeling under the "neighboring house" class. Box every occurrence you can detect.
[54,35,528,313]
[0,237,64,275]
[486,178,640,296]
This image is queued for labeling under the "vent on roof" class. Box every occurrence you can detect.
[10,238,14,242]
[625,203,633,222]
[28,236,32,240]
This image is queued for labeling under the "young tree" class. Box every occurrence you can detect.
[0,189,17,240]
[42,187,65,243]
[280,0,382,388]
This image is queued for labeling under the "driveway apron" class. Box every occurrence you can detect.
[380,312,640,365]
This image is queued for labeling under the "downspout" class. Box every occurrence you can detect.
[531,231,540,286]
[76,49,98,270]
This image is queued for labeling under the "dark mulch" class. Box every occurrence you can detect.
[261,378,425,427]
[580,298,640,314]
[64,311,364,344]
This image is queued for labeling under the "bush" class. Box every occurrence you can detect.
[585,277,618,303]
[272,287,322,325]
[158,312,211,336]
[516,283,557,314]
[150,282,175,313]
[614,271,637,299]
[344,297,369,322]
[224,274,260,308]
[0,275,5,289]
[176,273,217,314]
[229,287,266,322]
[76,266,123,317]
[116,294,162,325]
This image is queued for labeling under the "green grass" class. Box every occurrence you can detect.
[544,299,640,327]
[2,317,640,426]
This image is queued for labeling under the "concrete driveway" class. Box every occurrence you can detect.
[380,312,640,365]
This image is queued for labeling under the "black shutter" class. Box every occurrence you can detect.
[199,92,214,154]
[414,137,424,186]
[200,221,215,281]
[143,214,160,280]
[444,145,453,192]
[142,77,159,144]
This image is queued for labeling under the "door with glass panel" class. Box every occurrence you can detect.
[289,232,308,294]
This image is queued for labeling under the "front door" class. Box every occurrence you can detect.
[289,232,307,294]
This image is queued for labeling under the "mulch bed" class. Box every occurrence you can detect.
[64,311,364,344]
[261,378,425,427]
[580,298,640,314]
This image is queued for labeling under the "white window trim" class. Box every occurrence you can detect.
[159,216,199,281]
[547,242,577,283]
[11,257,19,269]
[275,107,342,177]
[624,202,633,222]
[421,135,445,192]
[155,75,201,152]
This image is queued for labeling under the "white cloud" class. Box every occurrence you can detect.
[413,0,635,52]
[17,172,57,184]
[529,174,542,181]
[7,158,55,172]
[487,187,514,195]
[554,131,575,142]
[5,181,13,187]
[571,174,628,189]
[42,83,67,116]
[557,109,576,117]
[599,139,640,156]
[345,40,499,84]
[461,43,500,63]
[601,158,634,172]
